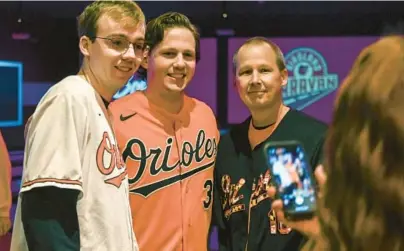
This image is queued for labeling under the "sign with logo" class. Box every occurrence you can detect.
[283,47,338,110]
[227,37,380,124]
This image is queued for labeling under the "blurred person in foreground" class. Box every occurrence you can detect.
[270,35,404,251]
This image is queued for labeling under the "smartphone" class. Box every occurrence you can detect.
[263,140,317,220]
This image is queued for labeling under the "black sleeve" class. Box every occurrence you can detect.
[21,186,80,251]
[211,162,231,251]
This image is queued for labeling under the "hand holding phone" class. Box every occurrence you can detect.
[267,165,327,242]
[264,140,317,220]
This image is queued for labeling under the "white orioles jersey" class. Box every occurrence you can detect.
[10,76,138,251]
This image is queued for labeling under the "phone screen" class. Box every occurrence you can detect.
[266,143,316,217]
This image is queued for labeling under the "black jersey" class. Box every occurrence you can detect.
[213,109,327,251]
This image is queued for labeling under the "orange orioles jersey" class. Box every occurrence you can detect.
[110,91,219,251]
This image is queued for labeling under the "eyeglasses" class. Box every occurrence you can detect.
[93,36,145,56]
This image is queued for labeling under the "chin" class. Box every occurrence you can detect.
[245,99,272,109]
[165,83,187,92]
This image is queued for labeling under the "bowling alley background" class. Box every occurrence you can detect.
[1,2,403,250]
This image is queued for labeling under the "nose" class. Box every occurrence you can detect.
[173,54,186,69]
[250,70,260,84]
[122,44,137,61]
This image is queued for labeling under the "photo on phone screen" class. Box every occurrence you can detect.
[265,142,316,218]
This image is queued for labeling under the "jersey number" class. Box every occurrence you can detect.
[203,180,213,209]
[268,209,292,235]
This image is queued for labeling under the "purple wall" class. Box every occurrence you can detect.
[186,38,218,115]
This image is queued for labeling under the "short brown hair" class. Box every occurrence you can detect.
[77,0,145,41]
[321,36,404,250]
[232,37,286,73]
[145,12,200,62]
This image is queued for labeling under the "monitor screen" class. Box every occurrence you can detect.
[0,61,23,127]
[113,66,147,100]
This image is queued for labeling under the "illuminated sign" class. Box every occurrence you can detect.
[113,75,147,100]
[283,47,338,110]
[0,61,23,127]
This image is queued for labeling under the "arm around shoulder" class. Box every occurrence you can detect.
[211,150,231,251]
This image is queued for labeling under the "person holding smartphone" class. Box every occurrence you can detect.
[270,35,404,251]
[212,37,327,251]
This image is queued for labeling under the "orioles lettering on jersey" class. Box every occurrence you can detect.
[122,129,217,197]
[250,170,271,208]
[252,171,291,234]
[268,209,292,235]
[221,175,246,219]
[96,131,127,188]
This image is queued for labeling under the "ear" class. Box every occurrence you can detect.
[233,76,240,89]
[233,67,239,87]
[141,47,149,69]
[79,36,92,57]
[280,69,288,88]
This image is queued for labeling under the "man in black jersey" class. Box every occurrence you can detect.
[212,37,327,251]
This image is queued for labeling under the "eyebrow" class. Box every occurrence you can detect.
[160,47,195,53]
[107,34,145,42]
[238,66,250,72]
[106,33,128,38]
[239,64,271,69]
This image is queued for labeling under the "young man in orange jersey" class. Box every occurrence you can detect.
[110,12,219,251]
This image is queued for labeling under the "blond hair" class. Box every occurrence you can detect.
[232,37,286,74]
[77,0,145,41]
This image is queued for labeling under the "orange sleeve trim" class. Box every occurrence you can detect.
[22,178,82,188]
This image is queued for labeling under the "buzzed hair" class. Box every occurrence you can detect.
[232,37,286,74]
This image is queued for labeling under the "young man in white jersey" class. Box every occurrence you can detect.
[11,1,146,250]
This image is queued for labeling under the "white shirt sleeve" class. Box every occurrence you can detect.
[20,87,89,194]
